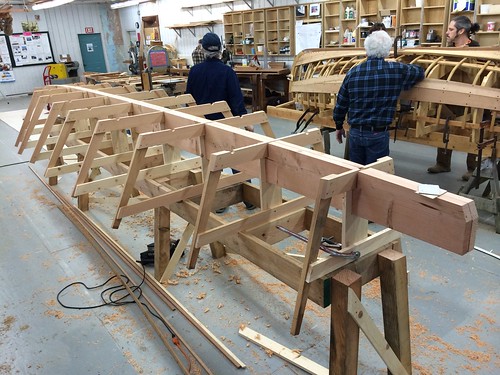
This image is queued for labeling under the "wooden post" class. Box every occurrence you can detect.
[77,154,89,211]
[154,206,171,280]
[378,248,412,375]
[330,269,362,375]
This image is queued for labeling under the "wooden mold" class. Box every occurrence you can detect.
[268,47,500,155]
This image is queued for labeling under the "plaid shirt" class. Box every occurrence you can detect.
[334,57,424,130]
[191,45,205,65]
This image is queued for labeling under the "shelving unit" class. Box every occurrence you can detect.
[400,1,423,47]
[340,0,358,47]
[358,0,399,43]
[266,6,294,56]
[142,15,161,46]
[181,0,235,15]
[222,0,499,57]
[168,20,221,37]
[323,1,342,47]
[473,0,500,46]
[420,0,450,46]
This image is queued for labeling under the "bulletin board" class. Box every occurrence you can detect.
[9,31,55,67]
[0,34,15,82]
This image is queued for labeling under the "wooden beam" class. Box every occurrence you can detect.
[239,326,328,375]
[354,168,477,254]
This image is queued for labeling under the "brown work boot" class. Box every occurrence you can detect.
[427,164,451,173]
[427,148,452,173]
[461,169,474,181]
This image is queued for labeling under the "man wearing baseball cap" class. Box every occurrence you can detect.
[186,32,255,212]
[186,32,246,121]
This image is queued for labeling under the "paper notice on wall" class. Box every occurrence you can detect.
[0,35,15,82]
[295,21,322,55]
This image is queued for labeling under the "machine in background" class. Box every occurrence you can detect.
[43,54,80,85]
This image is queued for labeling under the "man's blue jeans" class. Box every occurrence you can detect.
[348,128,389,165]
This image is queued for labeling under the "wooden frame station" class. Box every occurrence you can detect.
[16,83,478,374]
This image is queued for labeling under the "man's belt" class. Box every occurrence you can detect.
[349,124,389,132]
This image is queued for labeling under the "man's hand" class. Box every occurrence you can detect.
[336,129,345,144]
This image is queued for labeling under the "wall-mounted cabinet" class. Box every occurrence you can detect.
[295,3,324,24]
[142,15,161,46]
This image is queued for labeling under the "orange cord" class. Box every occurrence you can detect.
[172,336,192,373]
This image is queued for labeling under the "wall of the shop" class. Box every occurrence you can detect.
[3,3,124,95]
[118,0,303,67]
[2,1,303,96]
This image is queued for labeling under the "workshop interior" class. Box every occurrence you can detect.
[0,1,499,374]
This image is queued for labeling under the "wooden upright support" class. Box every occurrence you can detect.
[379,248,411,374]
[330,269,362,375]
[329,247,411,375]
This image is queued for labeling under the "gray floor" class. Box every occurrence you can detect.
[0,94,499,375]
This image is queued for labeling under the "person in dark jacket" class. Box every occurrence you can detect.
[186,32,255,212]
[186,32,246,121]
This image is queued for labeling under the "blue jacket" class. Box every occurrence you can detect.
[186,58,246,120]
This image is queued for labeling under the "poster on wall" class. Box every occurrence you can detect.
[0,34,15,82]
[9,31,55,67]
[295,21,322,55]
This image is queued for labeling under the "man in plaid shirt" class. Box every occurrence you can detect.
[191,39,205,66]
[334,30,424,165]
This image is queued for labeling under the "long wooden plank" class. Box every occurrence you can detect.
[239,326,328,375]
[116,171,250,219]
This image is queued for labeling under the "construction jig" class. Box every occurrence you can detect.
[17,83,477,374]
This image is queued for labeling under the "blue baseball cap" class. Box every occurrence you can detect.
[202,33,221,52]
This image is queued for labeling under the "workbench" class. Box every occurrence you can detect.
[83,72,187,95]
[234,67,290,112]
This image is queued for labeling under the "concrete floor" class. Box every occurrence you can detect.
[0,94,499,375]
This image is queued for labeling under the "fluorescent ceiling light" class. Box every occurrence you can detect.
[110,0,143,9]
[32,0,75,11]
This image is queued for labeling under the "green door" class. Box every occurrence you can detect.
[78,33,106,73]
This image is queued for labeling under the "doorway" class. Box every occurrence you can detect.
[78,33,106,73]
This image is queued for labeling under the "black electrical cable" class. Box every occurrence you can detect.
[56,262,175,337]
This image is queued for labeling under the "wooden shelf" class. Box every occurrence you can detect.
[167,20,222,37]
